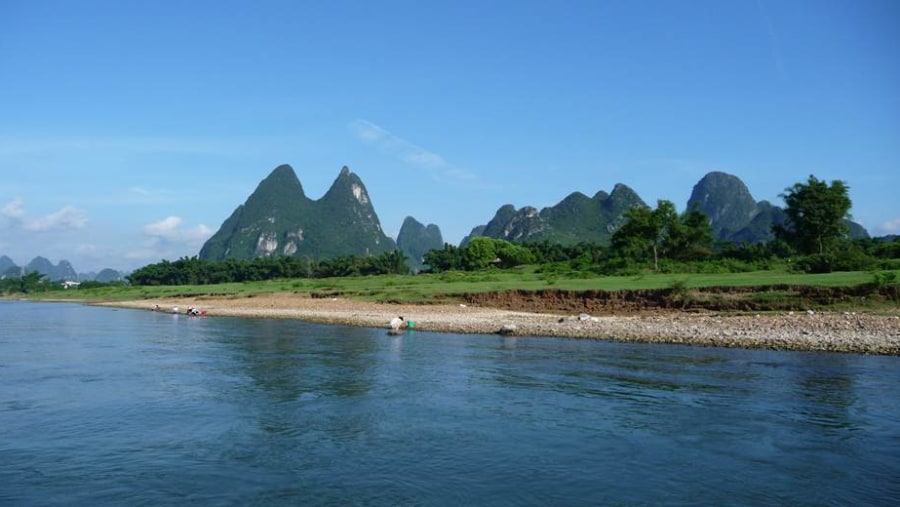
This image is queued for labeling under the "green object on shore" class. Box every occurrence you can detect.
[407,320,415,329]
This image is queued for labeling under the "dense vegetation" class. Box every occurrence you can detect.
[73,232,896,289]
[0,271,128,295]
[775,175,852,256]
[127,250,410,286]
[610,199,713,271]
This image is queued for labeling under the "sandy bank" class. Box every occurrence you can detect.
[97,293,900,355]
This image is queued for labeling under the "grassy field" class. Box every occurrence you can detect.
[23,267,897,307]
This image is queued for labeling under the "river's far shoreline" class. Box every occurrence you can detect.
[85,293,900,355]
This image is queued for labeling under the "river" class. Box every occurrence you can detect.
[1,301,898,505]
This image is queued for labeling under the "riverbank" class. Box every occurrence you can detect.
[96,293,900,355]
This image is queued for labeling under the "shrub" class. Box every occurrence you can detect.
[872,271,898,287]
[794,250,875,273]
[665,278,691,307]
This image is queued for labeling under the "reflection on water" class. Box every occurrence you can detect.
[1,301,899,506]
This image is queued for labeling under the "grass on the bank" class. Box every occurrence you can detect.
[26,266,897,306]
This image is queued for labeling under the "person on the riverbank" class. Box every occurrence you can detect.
[389,316,404,331]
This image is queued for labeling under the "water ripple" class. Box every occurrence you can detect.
[1,302,898,506]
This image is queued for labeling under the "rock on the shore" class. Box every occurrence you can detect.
[498,324,518,335]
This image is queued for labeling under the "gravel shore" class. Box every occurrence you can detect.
[96,293,900,355]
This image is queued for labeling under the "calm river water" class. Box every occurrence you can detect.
[1,301,898,505]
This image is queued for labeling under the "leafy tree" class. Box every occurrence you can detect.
[612,200,713,271]
[523,240,571,264]
[612,200,677,271]
[612,205,656,269]
[775,175,851,255]
[494,240,535,268]
[462,237,501,270]
[17,271,45,293]
[864,237,900,260]
[316,255,363,278]
[370,250,411,275]
[666,207,714,261]
[565,242,607,271]
[423,244,463,272]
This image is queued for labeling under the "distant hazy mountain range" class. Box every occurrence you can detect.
[0,255,124,282]
[198,165,872,265]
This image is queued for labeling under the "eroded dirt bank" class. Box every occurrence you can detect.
[463,285,900,314]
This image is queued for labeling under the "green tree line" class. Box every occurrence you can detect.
[127,250,410,286]
[0,271,51,294]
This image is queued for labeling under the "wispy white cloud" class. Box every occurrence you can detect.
[125,216,214,264]
[144,216,185,240]
[353,121,387,142]
[143,216,213,245]
[349,119,481,185]
[1,197,26,220]
[23,206,89,232]
[877,218,900,235]
[2,198,88,232]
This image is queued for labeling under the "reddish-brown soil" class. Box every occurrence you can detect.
[462,285,899,314]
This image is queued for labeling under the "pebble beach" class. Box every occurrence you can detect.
[98,293,900,355]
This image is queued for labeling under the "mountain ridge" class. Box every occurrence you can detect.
[463,183,647,246]
[199,164,396,261]
[463,171,869,247]
[0,255,123,282]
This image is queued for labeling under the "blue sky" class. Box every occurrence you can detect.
[1,0,898,273]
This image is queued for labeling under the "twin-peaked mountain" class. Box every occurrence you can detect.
[396,216,444,272]
[199,165,397,261]
[23,256,78,281]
